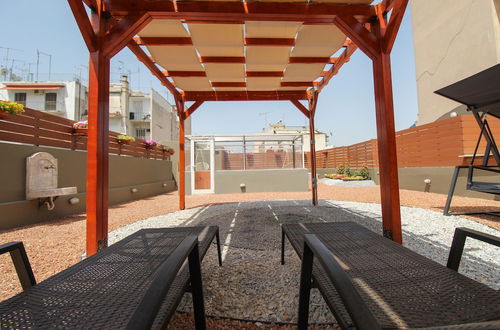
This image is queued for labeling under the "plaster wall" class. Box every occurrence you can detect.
[184,168,309,195]
[411,0,500,125]
[317,167,500,201]
[0,142,176,230]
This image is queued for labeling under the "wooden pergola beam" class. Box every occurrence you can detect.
[245,38,295,46]
[290,99,310,119]
[333,15,379,60]
[67,0,97,52]
[103,13,152,58]
[382,0,409,53]
[106,1,376,22]
[181,101,204,120]
[163,71,207,77]
[183,91,309,101]
[317,40,358,93]
[82,0,97,10]
[134,36,193,46]
[127,40,182,100]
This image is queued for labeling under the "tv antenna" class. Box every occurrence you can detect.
[36,49,52,81]
[0,46,23,80]
[259,111,271,131]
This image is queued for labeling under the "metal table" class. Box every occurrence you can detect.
[282,222,500,329]
[0,226,221,329]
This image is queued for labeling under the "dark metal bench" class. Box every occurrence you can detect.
[281,222,500,329]
[1,226,222,329]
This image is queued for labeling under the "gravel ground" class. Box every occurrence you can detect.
[319,178,376,187]
[2,184,500,328]
[107,200,500,327]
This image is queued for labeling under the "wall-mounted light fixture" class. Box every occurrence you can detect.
[68,197,80,205]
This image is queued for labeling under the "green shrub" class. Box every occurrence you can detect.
[353,167,370,179]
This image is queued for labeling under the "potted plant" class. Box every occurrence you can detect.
[165,147,175,156]
[116,134,135,145]
[73,121,88,136]
[0,100,25,119]
[144,139,157,150]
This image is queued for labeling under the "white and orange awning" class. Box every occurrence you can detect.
[0,84,64,90]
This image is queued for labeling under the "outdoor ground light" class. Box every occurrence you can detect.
[131,188,139,193]
[68,197,80,205]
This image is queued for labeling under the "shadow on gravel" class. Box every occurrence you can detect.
[175,200,498,289]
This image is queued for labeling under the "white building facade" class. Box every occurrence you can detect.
[108,76,190,143]
[0,76,189,144]
[256,123,328,152]
[0,80,87,120]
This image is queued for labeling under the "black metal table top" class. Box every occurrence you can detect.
[283,222,500,329]
[0,226,218,329]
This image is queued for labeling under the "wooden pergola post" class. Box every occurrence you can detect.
[69,0,153,255]
[86,50,110,255]
[333,0,408,243]
[177,97,186,210]
[85,4,110,256]
[308,91,319,206]
[372,50,402,243]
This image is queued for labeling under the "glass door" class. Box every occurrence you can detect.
[191,139,214,194]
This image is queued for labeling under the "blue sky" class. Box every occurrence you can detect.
[0,1,418,146]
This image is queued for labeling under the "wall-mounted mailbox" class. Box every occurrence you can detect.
[26,152,77,210]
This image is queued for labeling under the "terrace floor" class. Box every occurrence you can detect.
[1,184,500,328]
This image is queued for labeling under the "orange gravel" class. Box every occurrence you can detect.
[1,184,499,327]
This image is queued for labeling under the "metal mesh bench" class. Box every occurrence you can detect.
[0,226,222,329]
[281,222,500,329]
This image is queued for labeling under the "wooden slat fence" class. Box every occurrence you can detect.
[0,108,171,160]
[307,114,500,169]
[221,150,302,170]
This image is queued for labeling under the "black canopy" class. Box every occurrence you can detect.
[435,64,500,117]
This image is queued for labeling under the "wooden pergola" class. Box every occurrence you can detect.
[68,0,408,256]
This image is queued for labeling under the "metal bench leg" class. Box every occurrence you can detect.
[281,227,285,265]
[298,242,314,330]
[188,243,206,330]
[447,227,500,272]
[444,166,461,216]
[215,229,222,266]
[0,241,36,290]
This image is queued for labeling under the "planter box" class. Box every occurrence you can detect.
[73,128,88,136]
[117,139,132,145]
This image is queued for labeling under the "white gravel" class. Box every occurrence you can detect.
[109,200,500,324]
[319,178,376,187]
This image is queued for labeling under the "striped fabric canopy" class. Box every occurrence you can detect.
[133,0,372,94]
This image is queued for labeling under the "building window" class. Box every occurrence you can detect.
[45,93,57,111]
[136,128,146,139]
[14,93,26,106]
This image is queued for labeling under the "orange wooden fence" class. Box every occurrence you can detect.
[220,150,302,170]
[306,114,500,169]
[0,108,171,160]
